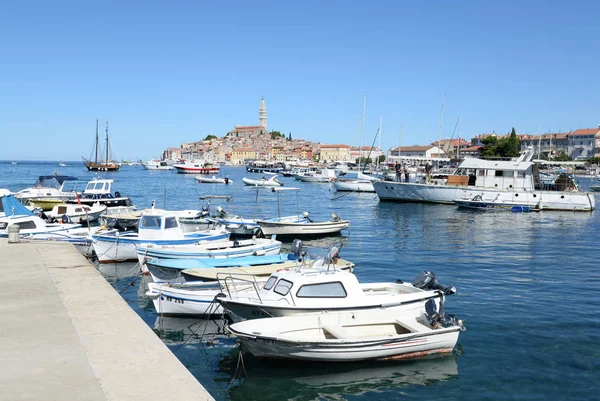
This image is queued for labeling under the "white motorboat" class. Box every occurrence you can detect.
[146,242,355,314]
[66,178,133,208]
[229,306,463,362]
[0,213,87,238]
[294,168,336,182]
[373,146,596,211]
[46,203,107,223]
[217,262,456,321]
[135,237,282,266]
[15,175,79,201]
[143,159,174,170]
[242,173,283,187]
[332,173,378,193]
[195,175,232,184]
[173,155,220,174]
[255,187,349,237]
[92,212,230,263]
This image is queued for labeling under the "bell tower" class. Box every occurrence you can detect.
[259,97,267,131]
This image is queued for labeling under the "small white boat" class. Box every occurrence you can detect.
[15,175,79,201]
[46,203,107,223]
[229,305,463,361]
[143,159,174,170]
[332,172,377,192]
[242,174,283,187]
[256,187,349,237]
[294,168,337,182]
[92,213,230,263]
[67,178,133,208]
[195,175,232,184]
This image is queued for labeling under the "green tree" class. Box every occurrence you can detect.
[270,131,284,139]
[378,155,386,163]
[586,156,600,165]
[288,132,292,141]
[204,134,217,141]
[480,136,499,157]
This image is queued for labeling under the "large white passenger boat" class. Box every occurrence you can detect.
[373,147,595,211]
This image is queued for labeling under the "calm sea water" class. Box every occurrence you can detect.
[2,161,599,401]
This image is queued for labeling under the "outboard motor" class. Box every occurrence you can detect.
[330,212,341,222]
[302,211,312,222]
[224,177,229,184]
[412,271,456,295]
[200,205,209,218]
[324,243,342,265]
[424,299,442,326]
[61,214,72,224]
[291,239,304,261]
[114,191,121,198]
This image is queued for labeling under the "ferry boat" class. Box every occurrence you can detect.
[373,147,595,211]
[173,160,220,174]
[246,161,285,173]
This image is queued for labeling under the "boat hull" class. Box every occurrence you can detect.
[373,181,596,211]
[332,180,375,192]
[258,219,350,237]
[92,232,230,263]
[174,166,220,174]
[146,282,225,315]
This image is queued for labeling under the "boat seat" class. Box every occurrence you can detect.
[394,318,433,333]
[321,323,352,339]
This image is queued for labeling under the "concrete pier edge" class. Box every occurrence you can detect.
[0,239,215,401]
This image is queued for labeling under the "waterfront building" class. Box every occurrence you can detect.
[318,144,351,162]
[387,146,448,166]
[568,128,600,159]
[349,146,384,162]
[230,147,259,165]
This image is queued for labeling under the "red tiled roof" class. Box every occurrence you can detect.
[571,128,600,136]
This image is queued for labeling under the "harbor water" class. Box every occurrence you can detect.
[2,161,599,401]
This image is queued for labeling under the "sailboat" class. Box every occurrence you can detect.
[332,97,377,193]
[83,119,120,172]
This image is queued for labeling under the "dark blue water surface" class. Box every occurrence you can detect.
[2,161,599,401]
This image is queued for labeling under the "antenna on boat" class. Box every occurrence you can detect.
[438,94,446,146]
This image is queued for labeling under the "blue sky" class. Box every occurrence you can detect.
[1,1,598,161]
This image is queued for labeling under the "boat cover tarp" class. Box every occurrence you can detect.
[1,194,34,216]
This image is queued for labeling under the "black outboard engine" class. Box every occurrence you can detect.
[114,191,121,198]
[200,205,209,218]
[324,243,342,265]
[61,214,72,224]
[291,239,304,261]
[424,299,442,326]
[412,271,456,295]
[224,177,229,184]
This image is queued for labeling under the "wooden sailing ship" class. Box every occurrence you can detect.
[83,119,120,172]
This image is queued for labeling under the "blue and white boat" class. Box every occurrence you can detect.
[453,194,539,212]
[145,253,298,283]
[92,212,230,263]
[135,237,282,266]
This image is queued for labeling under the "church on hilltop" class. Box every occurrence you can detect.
[229,97,268,138]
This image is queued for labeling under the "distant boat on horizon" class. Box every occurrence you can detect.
[11,161,17,165]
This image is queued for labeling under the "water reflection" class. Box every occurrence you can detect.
[153,316,232,347]
[220,353,458,401]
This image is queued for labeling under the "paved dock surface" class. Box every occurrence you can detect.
[0,239,214,401]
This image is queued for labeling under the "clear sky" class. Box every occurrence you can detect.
[1,1,598,161]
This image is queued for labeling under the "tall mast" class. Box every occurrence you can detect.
[105,121,109,166]
[377,115,383,170]
[439,94,446,149]
[399,124,402,167]
[94,119,99,164]
[457,117,461,159]
[359,95,366,172]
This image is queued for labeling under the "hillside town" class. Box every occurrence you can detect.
[160,97,600,166]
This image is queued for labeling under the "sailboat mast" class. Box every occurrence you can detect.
[457,117,461,159]
[399,124,402,168]
[359,95,366,172]
[439,94,446,148]
[377,115,383,170]
[94,119,99,164]
[105,121,109,166]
